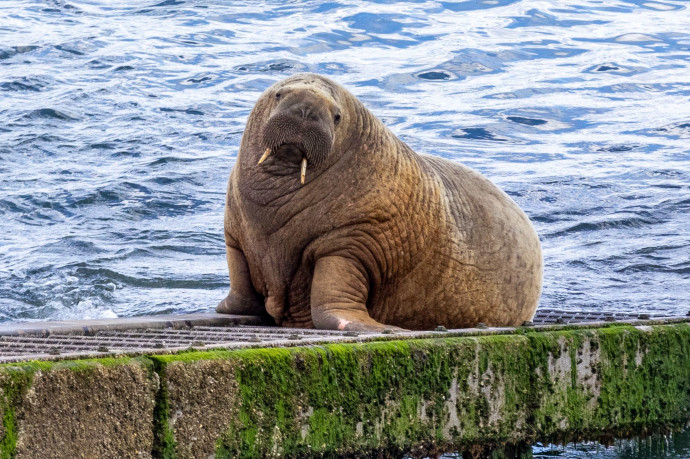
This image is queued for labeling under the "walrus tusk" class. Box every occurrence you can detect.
[300,157,307,184]
[257,147,271,165]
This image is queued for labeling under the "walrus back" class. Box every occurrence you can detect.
[410,154,543,327]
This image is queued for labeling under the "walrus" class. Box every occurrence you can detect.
[217,73,542,331]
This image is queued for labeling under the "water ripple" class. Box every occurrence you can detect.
[0,0,688,323]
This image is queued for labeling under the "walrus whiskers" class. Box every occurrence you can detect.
[300,157,307,184]
[258,147,271,165]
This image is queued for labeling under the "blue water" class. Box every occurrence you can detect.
[2,5,690,306]
[2,0,688,323]
[434,429,690,457]
[532,430,690,458]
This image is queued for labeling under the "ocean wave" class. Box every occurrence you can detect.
[1,0,689,322]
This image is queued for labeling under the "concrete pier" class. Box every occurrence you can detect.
[0,312,689,458]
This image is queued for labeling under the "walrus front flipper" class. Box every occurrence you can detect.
[217,246,264,316]
[310,256,402,332]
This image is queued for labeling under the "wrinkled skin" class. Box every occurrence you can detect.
[217,73,543,331]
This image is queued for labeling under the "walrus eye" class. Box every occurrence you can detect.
[334,113,341,125]
[275,92,281,101]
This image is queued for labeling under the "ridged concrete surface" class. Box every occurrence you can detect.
[0,309,679,363]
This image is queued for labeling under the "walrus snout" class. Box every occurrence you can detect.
[258,90,335,177]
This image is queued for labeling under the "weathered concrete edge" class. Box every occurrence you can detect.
[0,312,265,336]
[0,357,159,458]
[2,315,688,365]
[2,310,685,339]
[2,323,690,458]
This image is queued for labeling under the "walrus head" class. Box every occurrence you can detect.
[256,78,342,184]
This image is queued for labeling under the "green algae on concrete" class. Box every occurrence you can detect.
[153,356,242,458]
[1,322,689,458]
[151,323,690,458]
[0,371,30,459]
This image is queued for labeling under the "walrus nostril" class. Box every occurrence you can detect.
[287,102,315,121]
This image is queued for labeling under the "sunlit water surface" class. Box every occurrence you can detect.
[2,0,688,322]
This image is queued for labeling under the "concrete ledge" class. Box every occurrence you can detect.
[1,322,689,458]
[1,358,158,458]
[0,312,265,337]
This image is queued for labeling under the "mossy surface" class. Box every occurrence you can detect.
[594,325,690,432]
[0,370,32,459]
[0,355,147,372]
[151,324,689,458]
[151,357,177,458]
[1,323,689,458]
